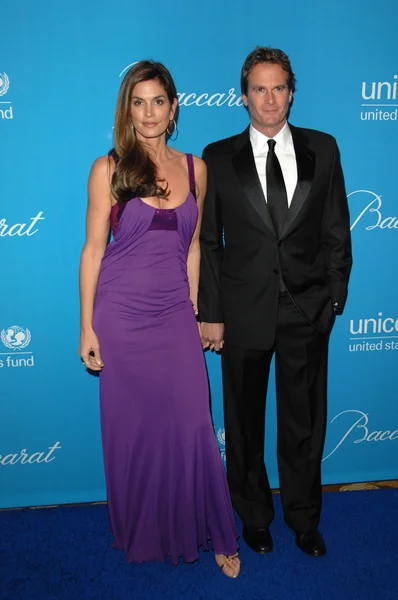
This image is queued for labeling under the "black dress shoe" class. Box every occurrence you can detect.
[295,529,326,557]
[243,526,273,553]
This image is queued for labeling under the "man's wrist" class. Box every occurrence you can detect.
[192,304,200,321]
[332,301,342,315]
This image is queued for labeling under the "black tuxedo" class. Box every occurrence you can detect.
[199,124,352,533]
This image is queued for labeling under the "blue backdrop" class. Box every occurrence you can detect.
[1,0,398,508]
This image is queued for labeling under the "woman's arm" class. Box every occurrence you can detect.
[78,156,113,370]
[186,156,207,317]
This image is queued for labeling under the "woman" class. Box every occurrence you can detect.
[78,61,240,577]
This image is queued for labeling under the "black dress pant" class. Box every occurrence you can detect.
[222,294,331,533]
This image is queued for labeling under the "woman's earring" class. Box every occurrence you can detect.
[166,118,178,139]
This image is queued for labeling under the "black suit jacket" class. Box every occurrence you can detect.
[199,124,353,350]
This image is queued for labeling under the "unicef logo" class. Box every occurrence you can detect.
[0,72,10,96]
[217,428,226,445]
[1,326,31,350]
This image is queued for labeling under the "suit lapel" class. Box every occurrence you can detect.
[232,128,276,237]
[281,125,316,238]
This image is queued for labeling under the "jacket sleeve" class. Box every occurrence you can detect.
[198,146,224,322]
[321,141,353,314]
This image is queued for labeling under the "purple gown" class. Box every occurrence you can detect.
[93,154,238,564]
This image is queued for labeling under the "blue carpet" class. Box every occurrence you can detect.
[1,489,397,600]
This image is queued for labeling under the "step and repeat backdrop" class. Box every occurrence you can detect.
[1,0,397,508]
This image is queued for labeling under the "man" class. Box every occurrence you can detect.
[199,47,352,557]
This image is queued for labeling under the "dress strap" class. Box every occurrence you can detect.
[186,153,196,200]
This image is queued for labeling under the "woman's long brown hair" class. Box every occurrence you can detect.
[110,61,178,202]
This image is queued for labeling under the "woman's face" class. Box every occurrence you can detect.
[130,78,177,140]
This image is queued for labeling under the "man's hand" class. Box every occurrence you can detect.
[200,322,225,352]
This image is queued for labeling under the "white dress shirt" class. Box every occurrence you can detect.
[250,122,298,207]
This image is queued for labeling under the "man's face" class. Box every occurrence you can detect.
[242,62,292,137]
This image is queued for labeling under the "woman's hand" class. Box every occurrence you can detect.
[79,329,104,371]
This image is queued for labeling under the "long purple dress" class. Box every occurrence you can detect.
[93,154,238,564]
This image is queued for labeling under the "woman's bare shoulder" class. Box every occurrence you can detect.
[191,154,206,177]
[168,148,206,179]
[89,154,115,180]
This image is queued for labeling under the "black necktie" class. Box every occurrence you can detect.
[266,139,288,237]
